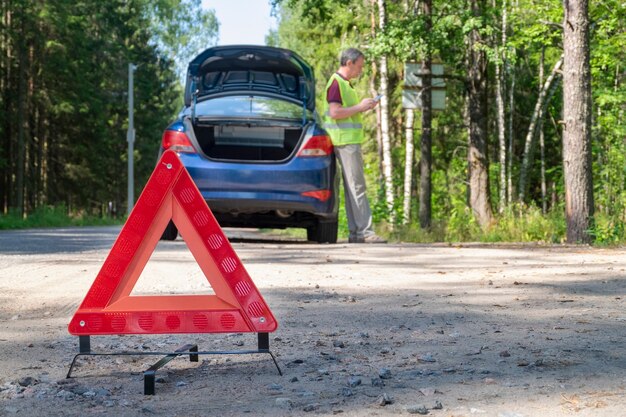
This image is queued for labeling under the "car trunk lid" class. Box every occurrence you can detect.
[184,45,316,112]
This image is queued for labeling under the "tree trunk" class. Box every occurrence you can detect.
[0,5,11,213]
[376,0,395,224]
[369,0,383,175]
[495,0,507,213]
[518,55,563,202]
[16,6,26,217]
[402,109,414,224]
[507,64,515,205]
[419,60,432,229]
[562,0,594,243]
[401,0,418,226]
[467,0,493,228]
[418,0,432,229]
[495,60,506,213]
[538,48,547,213]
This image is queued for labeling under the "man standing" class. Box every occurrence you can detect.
[324,48,386,244]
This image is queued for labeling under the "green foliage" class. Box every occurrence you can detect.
[588,0,626,242]
[273,0,626,245]
[392,221,446,243]
[4,0,620,245]
[0,205,121,230]
[149,0,219,81]
[591,213,626,245]
[0,0,216,218]
[445,203,482,242]
[389,204,566,243]
[271,0,372,113]
[482,205,565,243]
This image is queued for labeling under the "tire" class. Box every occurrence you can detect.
[160,220,178,241]
[307,220,338,244]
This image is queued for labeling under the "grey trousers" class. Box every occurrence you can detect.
[334,144,375,238]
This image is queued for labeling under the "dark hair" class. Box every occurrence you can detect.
[340,48,364,66]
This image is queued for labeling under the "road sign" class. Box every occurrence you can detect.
[404,63,445,88]
[403,62,446,110]
[68,150,277,335]
[402,89,446,110]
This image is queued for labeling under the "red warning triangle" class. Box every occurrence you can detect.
[68,150,277,335]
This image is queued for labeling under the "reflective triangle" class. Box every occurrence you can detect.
[68,150,277,335]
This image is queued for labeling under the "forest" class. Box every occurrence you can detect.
[0,0,217,219]
[0,0,624,243]
[270,0,625,243]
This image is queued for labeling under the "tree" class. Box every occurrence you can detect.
[0,0,217,217]
[402,107,415,224]
[466,0,494,228]
[148,0,219,81]
[418,0,433,229]
[517,55,563,202]
[375,0,396,223]
[495,0,508,212]
[269,0,625,243]
[562,0,593,242]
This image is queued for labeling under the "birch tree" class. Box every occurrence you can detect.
[538,48,547,213]
[495,0,508,212]
[517,55,563,202]
[369,0,383,176]
[506,61,516,205]
[401,0,417,225]
[376,0,396,223]
[402,109,415,224]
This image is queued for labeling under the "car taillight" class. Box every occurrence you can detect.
[301,190,332,201]
[161,130,196,153]
[297,134,333,157]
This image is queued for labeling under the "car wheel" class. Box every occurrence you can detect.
[160,221,178,241]
[307,220,338,244]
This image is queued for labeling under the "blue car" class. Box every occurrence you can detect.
[159,46,338,243]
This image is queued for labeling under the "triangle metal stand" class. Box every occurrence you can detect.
[67,333,282,395]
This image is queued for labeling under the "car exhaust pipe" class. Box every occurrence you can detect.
[275,210,293,218]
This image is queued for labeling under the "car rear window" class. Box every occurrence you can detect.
[191,96,312,120]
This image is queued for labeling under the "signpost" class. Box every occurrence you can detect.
[402,62,446,110]
[127,63,137,215]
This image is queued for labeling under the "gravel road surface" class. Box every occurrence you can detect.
[1,226,625,416]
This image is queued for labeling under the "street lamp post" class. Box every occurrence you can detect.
[127,63,137,215]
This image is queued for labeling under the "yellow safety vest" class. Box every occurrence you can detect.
[323,73,364,146]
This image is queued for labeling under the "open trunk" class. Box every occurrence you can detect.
[192,120,306,162]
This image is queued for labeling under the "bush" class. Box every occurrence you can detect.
[482,205,566,243]
[591,213,626,245]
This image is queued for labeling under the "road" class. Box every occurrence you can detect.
[1,226,625,416]
[0,226,121,254]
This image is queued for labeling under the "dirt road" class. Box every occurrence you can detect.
[1,226,625,416]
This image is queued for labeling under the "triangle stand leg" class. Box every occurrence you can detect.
[258,332,282,376]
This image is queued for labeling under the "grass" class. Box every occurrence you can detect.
[5,204,620,246]
[481,205,566,243]
[0,205,122,230]
[267,204,571,245]
[387,204,568,244]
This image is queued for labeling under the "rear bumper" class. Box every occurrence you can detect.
[203,192,336,216]
[211,207,336,229]
[175,153,338,224]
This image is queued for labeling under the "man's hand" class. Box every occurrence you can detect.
[328,98,378,120]
[359,98,378,112]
